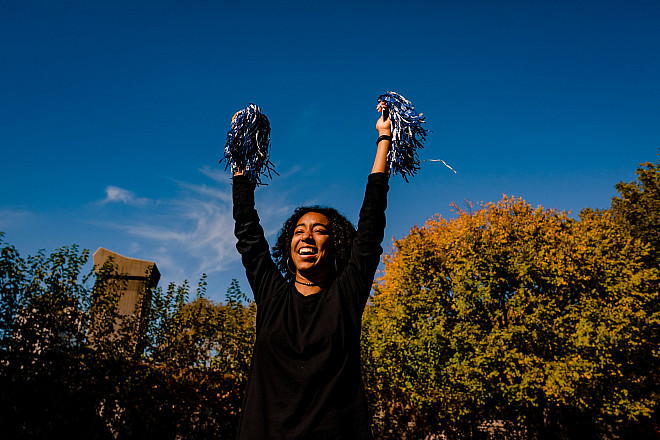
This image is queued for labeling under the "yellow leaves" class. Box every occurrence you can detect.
[365,189,660,432]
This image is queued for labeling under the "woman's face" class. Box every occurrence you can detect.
[290,212,334,276]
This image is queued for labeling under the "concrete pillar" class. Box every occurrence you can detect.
[92,248,160,351]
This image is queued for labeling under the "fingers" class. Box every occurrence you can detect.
[377,101,390,126]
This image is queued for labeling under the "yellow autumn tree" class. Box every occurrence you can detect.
[363,193,659,439]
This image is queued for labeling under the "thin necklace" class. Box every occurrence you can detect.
[295,279,318,287]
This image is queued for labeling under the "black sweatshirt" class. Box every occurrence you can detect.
[233,173,389,440]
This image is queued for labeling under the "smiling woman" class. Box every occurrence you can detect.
[230,102,392,439]
[272,206,356,293]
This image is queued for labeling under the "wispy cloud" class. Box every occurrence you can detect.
[102,186,151,206]
[199,166,231,184]
[118,195,239,277]
[0,208,34,230]
[176,181,232,204]
[93,169,295,289]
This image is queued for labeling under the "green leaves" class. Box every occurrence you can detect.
[612,153,660,267]
[0,236,256,439]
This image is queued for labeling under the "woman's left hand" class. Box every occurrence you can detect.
[376,101,392,135]
[372,101,392,174]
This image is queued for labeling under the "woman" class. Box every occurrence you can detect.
[232,102,392,440]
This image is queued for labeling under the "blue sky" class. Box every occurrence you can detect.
[2,1,659,302]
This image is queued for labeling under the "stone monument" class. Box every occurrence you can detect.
[92,248,160,351]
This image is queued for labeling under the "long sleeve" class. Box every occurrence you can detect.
[338,172,389,310]
[232,175,286,305]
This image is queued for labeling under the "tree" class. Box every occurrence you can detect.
[612,151,660,266]
[363,186,659,438]
[0,237,107,438]
[0,233,25,349]
[0,235,258,439]
[146,277,255,376]
[213,278,256,380]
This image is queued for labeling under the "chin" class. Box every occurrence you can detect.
[295,260,320,272]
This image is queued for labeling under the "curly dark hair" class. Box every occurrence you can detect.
[272,206,356,282]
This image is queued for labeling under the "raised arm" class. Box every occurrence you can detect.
[372,102,393,174]
[229,111,286,305]
[335,106,392,310]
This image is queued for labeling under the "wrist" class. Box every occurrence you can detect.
[376,134,392,146]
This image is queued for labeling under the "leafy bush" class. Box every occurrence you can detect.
[0,236,255,439]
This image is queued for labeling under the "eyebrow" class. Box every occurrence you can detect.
[295,222,329,228]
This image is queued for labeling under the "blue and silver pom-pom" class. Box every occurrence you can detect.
[221,103,276,186]
[377,91,429,182]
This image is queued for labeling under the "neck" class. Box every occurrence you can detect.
[294,272,327,296]
[295,279,318,286]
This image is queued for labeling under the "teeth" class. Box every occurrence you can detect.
[299,248,316,255]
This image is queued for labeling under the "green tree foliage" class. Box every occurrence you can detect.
[363,155,660,439]
[212,278,257,379]
[0,237,106,438]
[612,153,660,267]
[0,233,24,347]
[0,235,255,439]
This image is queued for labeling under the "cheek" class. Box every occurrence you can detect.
[323,237,335,255]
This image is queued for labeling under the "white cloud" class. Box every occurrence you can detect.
[0,208,33,229]
[118,195,238,276]
[199,166,231,184]
[102,186,150,206]
[93,167,302,293]
[177,181,232,204]
[95,172,246,287]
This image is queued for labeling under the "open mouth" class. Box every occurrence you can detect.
[298,247,318,256]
